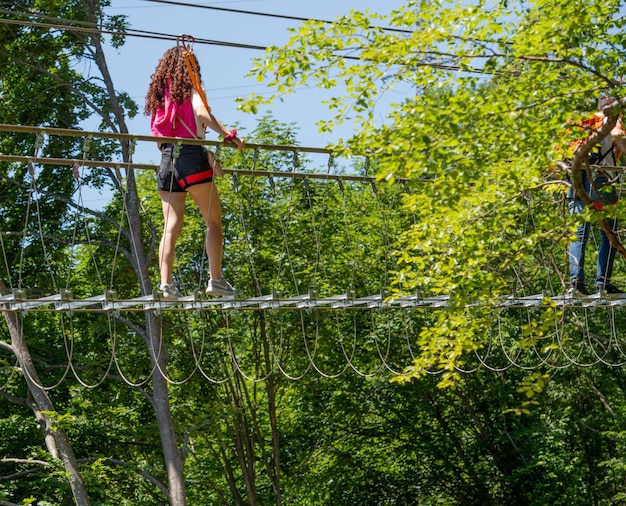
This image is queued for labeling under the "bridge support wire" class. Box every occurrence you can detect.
[4,123,626,380]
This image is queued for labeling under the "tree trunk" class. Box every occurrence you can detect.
[259,314,282,505]
[1,281,91,506]
[147,313,187,505]
[82,2,188,502]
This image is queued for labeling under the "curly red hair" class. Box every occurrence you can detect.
[144,46,203,115]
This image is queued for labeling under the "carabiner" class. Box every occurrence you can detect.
[177,34,195,53]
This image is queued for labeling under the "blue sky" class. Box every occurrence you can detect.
[104,0,411,165]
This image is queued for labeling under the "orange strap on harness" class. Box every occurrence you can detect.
[177,34,237,143]
[178,34,211,114]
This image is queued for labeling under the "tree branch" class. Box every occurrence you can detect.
[586,377,625,423]
[0,457,52,484]
[1,175,126,239]
[78,457,168,497]
[0,388,28,407]
[568,102,626,260]
[0,47,116,131]
[0,340,14,354]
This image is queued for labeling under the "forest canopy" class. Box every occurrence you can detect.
[2,0,626,505]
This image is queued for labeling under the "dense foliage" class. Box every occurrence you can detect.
[3,0,626,505]
[242,0,626,385]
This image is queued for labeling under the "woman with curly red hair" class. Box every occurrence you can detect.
[145,46,245,300]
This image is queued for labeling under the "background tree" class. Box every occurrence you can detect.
[131,113,413,504]
[6,1,626,505]
[0,1,186,503]
[240,0,626,384]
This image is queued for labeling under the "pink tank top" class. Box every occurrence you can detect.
[150,81,197,138]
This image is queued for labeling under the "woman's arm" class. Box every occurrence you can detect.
[195,104,245,150]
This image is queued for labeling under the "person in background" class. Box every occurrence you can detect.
[568,95,626,296]
[144,46,245,300]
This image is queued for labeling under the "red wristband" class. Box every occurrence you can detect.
[224,129,237,142]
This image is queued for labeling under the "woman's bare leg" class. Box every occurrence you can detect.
[187,181,223,280]
[159,190,187,285]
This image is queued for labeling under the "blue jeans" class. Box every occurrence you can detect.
[568,171,617,287]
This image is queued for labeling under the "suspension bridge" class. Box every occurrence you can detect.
[1,123,625,311]
[1,123,626,382]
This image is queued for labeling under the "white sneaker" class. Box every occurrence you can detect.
[159,283,183,300]
[206,277,235,297]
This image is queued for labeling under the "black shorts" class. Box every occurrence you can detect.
[157,143,214,193]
